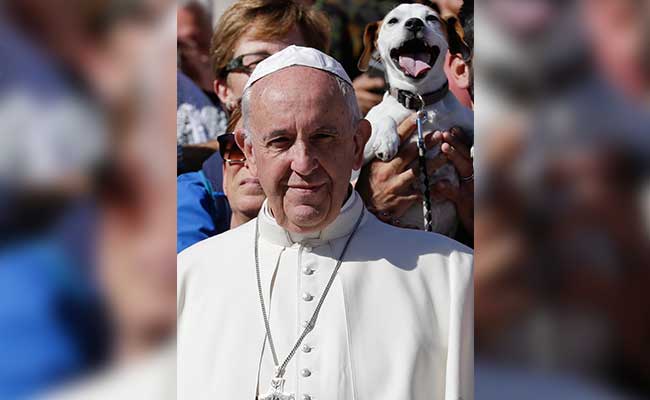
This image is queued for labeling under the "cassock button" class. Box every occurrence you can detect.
[302,292,314,302]
[301,368,311,377]
[302,395,312,400]
[301,344,312,353]
[302,267,314,276]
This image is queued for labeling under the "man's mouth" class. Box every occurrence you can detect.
[289,183,324,191]
[390,39,440,79]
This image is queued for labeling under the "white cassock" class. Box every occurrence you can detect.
[178,191,473,400]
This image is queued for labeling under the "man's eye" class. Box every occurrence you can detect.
[268,137,290,147]
[387,17,398,25]
[314,133,335,141]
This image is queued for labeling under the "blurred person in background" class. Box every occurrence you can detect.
[46,6,177,399]
[177,0,229,171]
[0,0,109,239]
[177,107,266,253]
[474,0,650,397]
[1,0,176,398]
[177,0,216,101]
[581,0,649,105]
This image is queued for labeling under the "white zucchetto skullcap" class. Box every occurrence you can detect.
[243,45,352,93]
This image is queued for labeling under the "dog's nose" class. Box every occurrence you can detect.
[405,18,424,32]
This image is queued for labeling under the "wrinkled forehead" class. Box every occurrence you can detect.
[385,3,441,21]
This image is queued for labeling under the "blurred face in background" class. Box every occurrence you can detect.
[177,3,214,91]
[98,12,177,360]
[582,0,648,100]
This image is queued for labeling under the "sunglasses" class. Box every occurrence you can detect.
[218,133,246,165]
[223,51,272,76]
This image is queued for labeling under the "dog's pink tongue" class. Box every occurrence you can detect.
[399,53,431,78]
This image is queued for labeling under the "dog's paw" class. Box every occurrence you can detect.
[374,131,400,161]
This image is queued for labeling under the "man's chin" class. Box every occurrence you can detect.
[285,204,330,232]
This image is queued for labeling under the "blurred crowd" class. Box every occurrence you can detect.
[0,0,648,398]
[0,0,176,398]
[474,0,650,398]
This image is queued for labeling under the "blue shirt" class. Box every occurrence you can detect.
[177,153,231,253]
[0,206,109,398]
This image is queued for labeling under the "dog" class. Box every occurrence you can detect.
[358,3,473,235]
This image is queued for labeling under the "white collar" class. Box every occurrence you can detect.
[258,189,365,247]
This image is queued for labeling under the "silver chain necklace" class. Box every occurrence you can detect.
[254,210,364,400]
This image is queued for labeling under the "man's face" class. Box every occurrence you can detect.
[241,67,369,233]
[222,134,266,220]
[217,25,306,107]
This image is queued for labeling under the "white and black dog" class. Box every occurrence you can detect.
[359,3,473,234]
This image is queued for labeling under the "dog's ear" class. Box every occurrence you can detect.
[443,15,471,61]
[358,20,382,72]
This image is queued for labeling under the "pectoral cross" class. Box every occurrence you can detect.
[258,377,294,400]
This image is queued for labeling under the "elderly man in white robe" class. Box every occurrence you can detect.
[177,46,473,400]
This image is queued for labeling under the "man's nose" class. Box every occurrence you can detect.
[405,18,424,33]
[290,143,319,175]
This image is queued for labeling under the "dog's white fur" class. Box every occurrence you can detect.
[363,3,473,234]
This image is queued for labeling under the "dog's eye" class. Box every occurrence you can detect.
[387,17,398,25]
[426,15,438,23]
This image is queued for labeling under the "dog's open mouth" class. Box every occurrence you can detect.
[390,39,440,79]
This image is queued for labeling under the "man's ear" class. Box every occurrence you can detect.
[448,53,469,90]
[235,128,258,176]
[444,16,470,61]
[352,119,371,170]
[358,21,382,72]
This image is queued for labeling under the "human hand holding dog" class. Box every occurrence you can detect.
[432,127,474,236]
[357,113,443,228]
[352,73,385,115]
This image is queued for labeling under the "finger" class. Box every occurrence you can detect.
[396,113,418,144]
[441,143,473,179]
[442,130,471,159]
[394,168,418,192]
[450,126,472,148]
[391,141,419,171]
[424,131,442,150]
